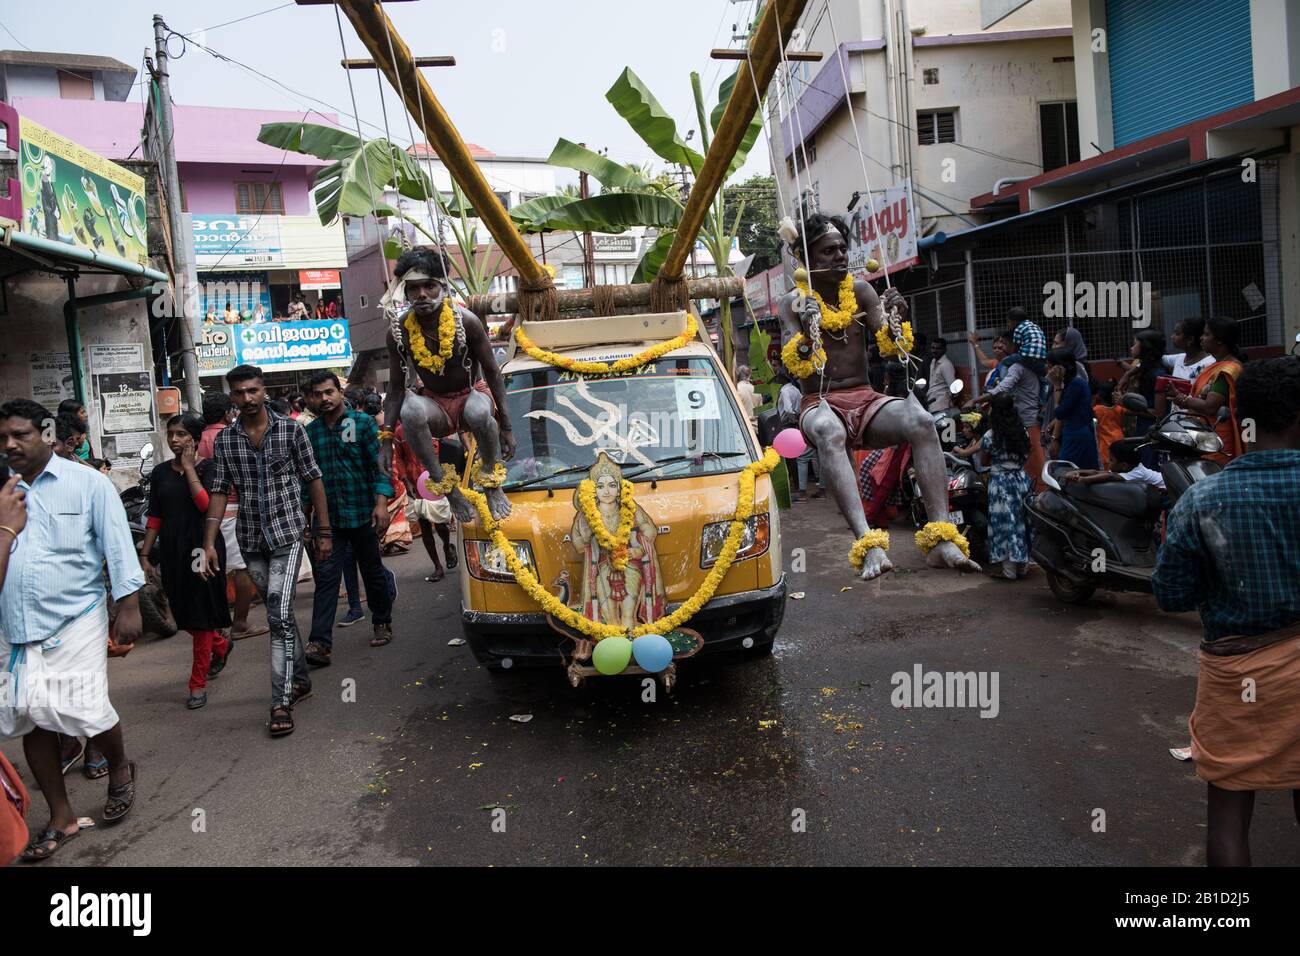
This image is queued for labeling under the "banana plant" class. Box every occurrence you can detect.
[256,121,502,297]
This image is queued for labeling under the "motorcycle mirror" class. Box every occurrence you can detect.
[1121,393,1149,414]
[949,379,964,396]
[139,444,154,462]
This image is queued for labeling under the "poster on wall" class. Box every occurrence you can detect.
[192,216,283,267]
[198,270,273,320]
[90,344,156,470]
[29,351,75,408]
[846,179,919,280]
[17,116,149,266]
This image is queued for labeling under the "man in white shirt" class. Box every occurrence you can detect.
[735,366,761,425]
[926,339,956,411]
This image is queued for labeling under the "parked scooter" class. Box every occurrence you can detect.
[1023,393,1224,604]
[120,444,176,638]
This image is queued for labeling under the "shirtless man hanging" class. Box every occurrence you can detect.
[778,213,980,579]
[380,247,514,523]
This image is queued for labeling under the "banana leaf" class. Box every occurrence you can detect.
[605,68,705,175]
[547,138,651,192]
[257,121,432,225]
[519,193,683,234]
[709,69,765,180]
[632,230,676,284]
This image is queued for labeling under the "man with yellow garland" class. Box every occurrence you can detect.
[379,248,515,523]
[777,212,981,580]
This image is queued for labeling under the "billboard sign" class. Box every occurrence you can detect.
[16,116,148,265]
[197,320,353,375]
[298,268,341,290]
[846,179,919,280]
[193,215,283,267]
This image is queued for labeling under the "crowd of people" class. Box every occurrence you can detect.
[202,292,343,326]
[0,361,461,860]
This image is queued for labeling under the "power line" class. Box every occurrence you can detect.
[184,3,295,36]
[0,18,30,50]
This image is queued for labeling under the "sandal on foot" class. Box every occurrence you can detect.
[269,706,294,737]
[424,569,445,583]
[207,639,234,679]
[370,624,393,647]
[229,625,269,641]
[60,738,85,776]
[103,761,138,824]
[304,642,331,667]
[289,683,312,707]
[444,542,458,570]
[186,692,208,709]
[83,754,109,780]
[21,825,79,862]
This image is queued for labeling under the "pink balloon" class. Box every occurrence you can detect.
[773,428,807,459]
[415,470,445,501]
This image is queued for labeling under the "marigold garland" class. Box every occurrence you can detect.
[794,274,857,332]
[405,299,457,374]
[577,478,637,570]
[875,320,915,358]
[471,461,508,489]
[781,333,826,380]
[422,467,460,498]
[914,520,970,559]
[849,529,891,571]
[515,314,699,376]
[460,447,781,640]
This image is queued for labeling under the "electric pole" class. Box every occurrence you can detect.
[578,142,595,287]
[151,14,203,411]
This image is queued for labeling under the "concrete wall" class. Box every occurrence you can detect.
[2,64,106,102]
[1251,0,1300,98]
[181,162,315,216]
[0,271,161,490]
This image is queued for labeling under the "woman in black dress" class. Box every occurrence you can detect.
[139,414,233,709]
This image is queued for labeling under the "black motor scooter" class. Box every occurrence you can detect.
[1024,394,1224,604]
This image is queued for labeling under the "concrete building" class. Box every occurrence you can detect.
[770,0,1077,243]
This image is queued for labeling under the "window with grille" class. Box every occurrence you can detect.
[1040,101,1080,172]
[923,68,939,85]
[917,110,956,145]
[235,182,284,215]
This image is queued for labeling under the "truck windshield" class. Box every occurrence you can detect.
[499,356,754,491]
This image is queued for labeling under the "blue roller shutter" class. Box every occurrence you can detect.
[1106,0,1254,147]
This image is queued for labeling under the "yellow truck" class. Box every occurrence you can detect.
[457,311,786,675]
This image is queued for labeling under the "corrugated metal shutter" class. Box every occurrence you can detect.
[1106,0,1254,147]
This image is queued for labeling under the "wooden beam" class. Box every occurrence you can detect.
[334,1,546,287]
[466,276,744,317]
[660,0,810,280]
[341,56,455,69]
[710,48,822,61]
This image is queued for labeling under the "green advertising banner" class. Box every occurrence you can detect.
[18,116,148,266]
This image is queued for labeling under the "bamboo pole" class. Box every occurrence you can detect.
[659,0,809,280]
[335,0,546,288]
[467,276,744,317]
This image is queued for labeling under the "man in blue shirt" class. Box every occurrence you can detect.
[0,399,143,861]
[1153,356,1300,867]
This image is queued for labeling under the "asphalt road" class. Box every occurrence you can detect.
[7,498,1298,867]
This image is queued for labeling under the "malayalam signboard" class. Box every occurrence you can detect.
[16,116,149,266]
[196,320,354,376]
[846,179,919,281]
[193,215,283,267]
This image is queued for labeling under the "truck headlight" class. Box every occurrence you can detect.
[464,538,536,582]
[700,513,769,568]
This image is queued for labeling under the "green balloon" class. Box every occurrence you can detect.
[592,636,632,676]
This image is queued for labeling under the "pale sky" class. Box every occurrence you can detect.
[2,0,776,189]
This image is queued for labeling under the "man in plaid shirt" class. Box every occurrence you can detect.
[1153,356,1300,866]
[1005,306,1048,373]
[301,371,396,664]
[202,364,331,738]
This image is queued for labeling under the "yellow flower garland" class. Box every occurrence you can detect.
[780,333,825,380]
[914,520,970,559]
[460,448,781,640]
[471,461,508,489]
[577,478,637,571]
[422,468,460,498]
[405,299,457,374]
[794,274,857,332]
[875,320,915,358]
[848,529,891,571]
[515,314,699,376]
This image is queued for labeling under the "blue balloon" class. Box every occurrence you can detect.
[632,633,674,673]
